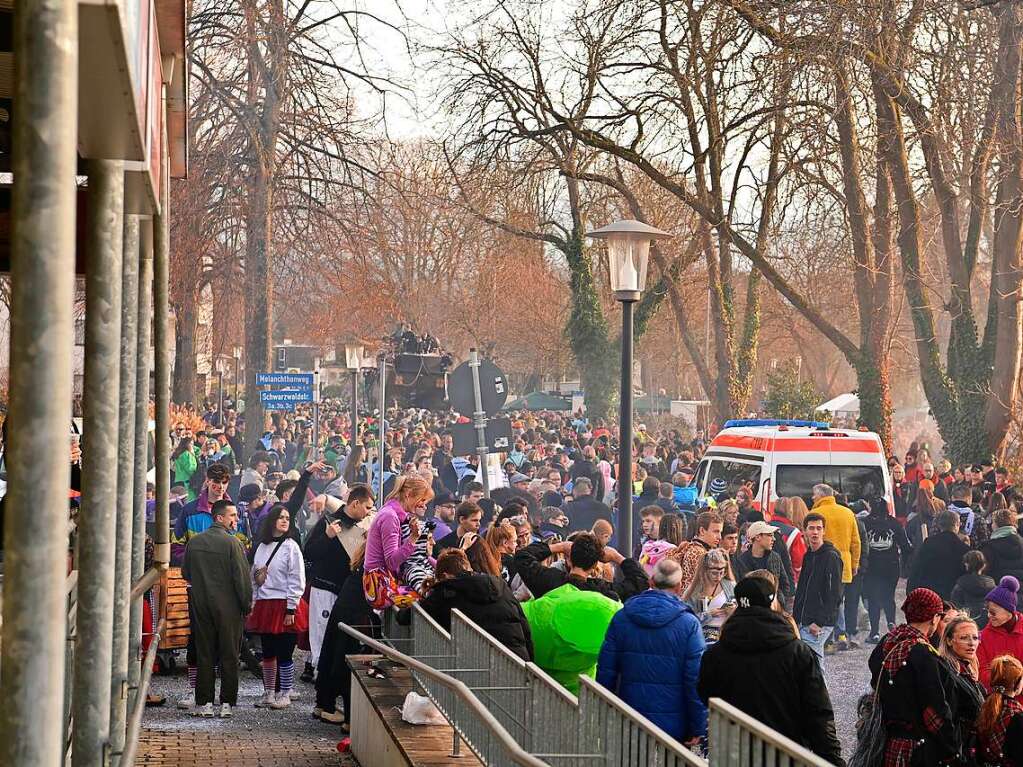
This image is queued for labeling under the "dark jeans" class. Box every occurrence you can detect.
[192,602,244,705]
[844,572,864,637]
[863,570,899,635]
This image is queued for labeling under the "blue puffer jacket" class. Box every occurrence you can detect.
[596,589,707,741]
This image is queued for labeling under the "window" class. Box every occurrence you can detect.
[694,460,709,493]
[775,464,885,506]
[705,459,761,496]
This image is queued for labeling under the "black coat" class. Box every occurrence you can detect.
[907,530,969,599]
[563,496,613,534]
[793,541,843,628]
[951,573,997,628]
[981,532,1023,583]
[419,572,534,662]
[512,541,648,603]
[862,513,912,580]
[303,508,361,594]
[697,607,844,765]
[868,633,959,764]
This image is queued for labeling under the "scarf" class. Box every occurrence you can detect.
[880,624,933,677]
[991,525,1018,541]
[982,696,1023,762]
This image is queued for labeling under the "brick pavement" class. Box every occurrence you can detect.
[135,730,345,766]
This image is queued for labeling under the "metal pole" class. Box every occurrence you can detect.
[619,300,635,557]
[313,358,320,457]
[1,6,79,763]
[109,214,139,765]
[152,95,171,568]
[468,349,490,498]
[127,223,154,716]
[218,370,224,425]
[73,158,125,767]
[377,354,387,501]
[351,368,359,445]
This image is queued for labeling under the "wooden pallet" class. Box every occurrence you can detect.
[157,568,189,650]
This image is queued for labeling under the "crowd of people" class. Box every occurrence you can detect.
[162,398,1023,764]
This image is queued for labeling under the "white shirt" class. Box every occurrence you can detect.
[251,537,305,610]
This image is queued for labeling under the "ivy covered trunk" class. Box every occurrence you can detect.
[562,226,616,419]
[854,353,893,455]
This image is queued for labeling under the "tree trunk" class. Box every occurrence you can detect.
[172,299,197,405]
[244,164,273,457]
[984,2,1023,460]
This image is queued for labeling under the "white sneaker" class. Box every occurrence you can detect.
[195,702,215,718]
[285,688,300,701]
[177,692,195,710]
[268,693,291,709]
[219,703,232,718]
[254,693,274,708]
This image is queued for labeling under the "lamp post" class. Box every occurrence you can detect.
[587,219,671,556]
[345,341,364,444]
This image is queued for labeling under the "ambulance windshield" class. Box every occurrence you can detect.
[776,464,885,506]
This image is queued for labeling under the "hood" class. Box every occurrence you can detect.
[436,573,500,606]
[808,540,840,558]
[622,589,692,629]
[718,607,797,653]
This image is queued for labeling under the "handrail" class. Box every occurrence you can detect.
[119,615,165,767]
[338,621,550,767]
[707,697,832,767]
[129,563,165,602]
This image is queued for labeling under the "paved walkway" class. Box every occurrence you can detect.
[136,662,353,766]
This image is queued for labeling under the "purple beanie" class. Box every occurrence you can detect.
[986,576,1020,614]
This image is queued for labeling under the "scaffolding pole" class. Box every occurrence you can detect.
[152,97,171,568]
[109,214,139,765]
[0,1,80,764]
[127,223,154,716]
[73,158,125,767]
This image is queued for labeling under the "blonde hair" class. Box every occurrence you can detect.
[486,522,516,553]
[939,615,979,680]
[781,496,809,529]
[386,475,434,509]
[683,548,733,601]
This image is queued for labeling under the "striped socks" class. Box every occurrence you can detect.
[278,661,294,695]
[261,659,278,696]
[187,665,197,690]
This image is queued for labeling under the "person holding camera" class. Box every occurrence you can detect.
[301,485,374,682]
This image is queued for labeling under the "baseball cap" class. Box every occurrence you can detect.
[746,521,778,538]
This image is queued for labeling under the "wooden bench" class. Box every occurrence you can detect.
[348,654,483,767]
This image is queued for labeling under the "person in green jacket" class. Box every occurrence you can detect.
[182,499,253,717]
[172,437,199,501]
[520,583,620,694]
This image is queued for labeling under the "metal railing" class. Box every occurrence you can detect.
[361,604,833,767]
[63,571,78,766]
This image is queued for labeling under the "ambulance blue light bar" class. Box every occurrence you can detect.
[722,419,831,429]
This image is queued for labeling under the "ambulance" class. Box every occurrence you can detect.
[692,419,892,511]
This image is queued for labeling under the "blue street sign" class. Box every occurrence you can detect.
[260,389,313,406]
[256,372,314,388]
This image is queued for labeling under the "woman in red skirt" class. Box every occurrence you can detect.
[246,504,306,709]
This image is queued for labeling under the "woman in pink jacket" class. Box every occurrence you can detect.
[363,475,434,608]
[979,576,1023,699]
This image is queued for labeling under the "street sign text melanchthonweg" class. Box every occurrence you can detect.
[256,372,314,388]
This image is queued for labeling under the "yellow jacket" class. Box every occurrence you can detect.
[811,496,861,583]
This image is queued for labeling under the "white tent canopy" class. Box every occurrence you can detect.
[816,393,860,416]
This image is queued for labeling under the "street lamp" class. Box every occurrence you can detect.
[587,218,671,556]
[345,340,364,443]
